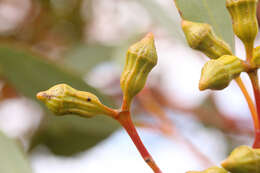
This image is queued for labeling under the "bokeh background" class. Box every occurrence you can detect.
[0,0,260,172]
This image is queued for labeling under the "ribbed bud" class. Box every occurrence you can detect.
[226,0,258,47]
[251,46,260,67]
[36,84,111,118]
[199,55,245,90]
[186,166,228,173]
[120,33,157,108]
[182,20,232,59]
[221,145,260,173]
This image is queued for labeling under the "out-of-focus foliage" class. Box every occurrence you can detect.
[174,0,234,51]
[0,131,32,173]
[31,115,118,155]
[63,44,115,75]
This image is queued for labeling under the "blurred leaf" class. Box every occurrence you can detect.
[174,0,234,51]
[63,44,114,75]
[32,115,118,156]
[138,0,185,42]
[0,43,119,155]
[0,131,32,173]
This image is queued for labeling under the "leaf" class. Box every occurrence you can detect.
[0,43,119,155]
[174,0,234,51]
[32,115,119,156]
[0,131,32,173]
[63,44,114,75]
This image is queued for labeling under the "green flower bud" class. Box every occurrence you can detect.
[120,33,158,109]
[221,145,260,173]
[226,0,258,47]
[186,166,228,173]
[199,55,245,90]
[182,20,232,59]
[37,84,112,118]
[251,46,260,67]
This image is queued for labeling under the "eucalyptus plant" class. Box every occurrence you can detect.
[35,0,260,172]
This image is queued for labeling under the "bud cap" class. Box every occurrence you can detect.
[199,55,245,90]
[221,145,260,173]
[226,0,258,47]
[120,33,158,109]
[37,84,111,118]
[182,20,232,59]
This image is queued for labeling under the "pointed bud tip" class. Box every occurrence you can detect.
[36,92,48,101]
[141,32,155,44]
[128,32,157,56]
[181,20,192,28]
[145,32,154,39]
[199,82,207,91]
[221,158,231,169]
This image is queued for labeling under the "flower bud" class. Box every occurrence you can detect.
[37,84,112,118]
[199,55,245,90]
[186,166,228,173]
[120,33,157,108]
[221,145,260,173]
[251,46,260,67]
[182,20,232,59]
[226,0,258,47]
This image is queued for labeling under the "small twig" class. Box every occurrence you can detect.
[235,77,259,130]
[115,110,162,173]
[235,76,260,148]
[248,70,260,148]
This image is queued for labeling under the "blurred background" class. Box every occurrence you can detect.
[0,0,260,172]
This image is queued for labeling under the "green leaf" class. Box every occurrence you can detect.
[31,115,118,156]
[63,44,114,75]
[0,131,32,173]
[174,0,234,51]
[0,43,119,155]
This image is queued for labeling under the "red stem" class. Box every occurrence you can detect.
[249,70,260,148]
[116,111,162,173]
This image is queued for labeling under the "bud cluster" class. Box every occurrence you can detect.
[182,0,259,91]
[37,33,158,117]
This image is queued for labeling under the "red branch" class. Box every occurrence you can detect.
[116,111,162,173]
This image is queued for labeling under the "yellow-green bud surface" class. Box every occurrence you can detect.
[199,55,245,90]
[226,0,258,47]
[186,166,228,173]
[120,33,157,108]
[182,20,232,59]
[37,84,111,118]
[252,46,260,67]
[221,145,260,173]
